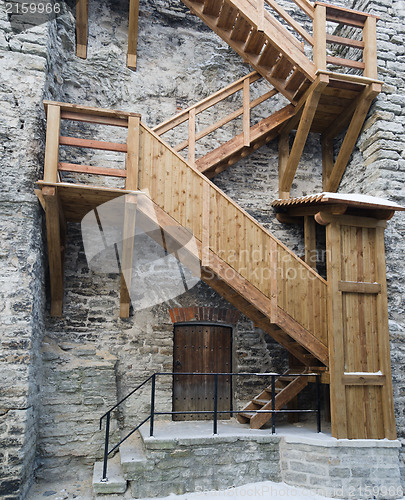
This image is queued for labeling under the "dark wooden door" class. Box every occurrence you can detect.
[173,324,232,421]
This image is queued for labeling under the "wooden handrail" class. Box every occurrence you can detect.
[264,0,314,45]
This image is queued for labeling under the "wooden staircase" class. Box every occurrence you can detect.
[37,101,329,372]
[237,369,310,428]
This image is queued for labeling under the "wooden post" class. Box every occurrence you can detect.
[363,16,377,79]
[126,115,140,190]
[304,216,316,270]
[76,0,88,59]
[278,133,290,199]
[42,186,66,317]
[188,108,196,166]
[375,226,397,439]
[44,105,61,184]
[324,218,347,438]
[257,0,264,32]
[120,195,137,318]
[313,4,326,71]
[243,78,250,147]
[127,0,140,69]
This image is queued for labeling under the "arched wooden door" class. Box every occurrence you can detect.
[173,323,232,421]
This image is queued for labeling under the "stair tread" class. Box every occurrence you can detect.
[93,456,127,495]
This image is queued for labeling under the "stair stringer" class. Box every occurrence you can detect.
[237,370,310,429]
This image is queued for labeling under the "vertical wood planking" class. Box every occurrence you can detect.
[202,181,210,267]
[375,225,397,439]
[326,221,347,438]
[44,105,61,183]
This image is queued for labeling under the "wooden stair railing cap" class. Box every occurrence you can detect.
[314,1,380,21]
[43,100,141,120]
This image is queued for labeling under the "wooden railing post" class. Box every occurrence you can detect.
[188,108,196,166]
[313,4,327,70]
[363,16,377,79]
[243,78,250,147]
[257,0,264,32]
[44,104,61,183]
[126,115,141,190]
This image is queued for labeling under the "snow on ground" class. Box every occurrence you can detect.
[145,481,342,500]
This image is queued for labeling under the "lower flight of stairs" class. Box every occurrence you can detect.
[237,369,312,429]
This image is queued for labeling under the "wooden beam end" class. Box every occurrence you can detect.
[127,53,137,70]
[76,44,87,59]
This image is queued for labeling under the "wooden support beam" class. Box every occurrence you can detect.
[304,216,317,270]
[363,16,377,79]
[44,105,61,183]
[280,77,327,193]
[243,78,250,147]
[59,136,127,153]
[76,0,88,59]
[120,195,138,318]
[313,4,326,70]
[278,133,290,199]
[127,0,140,69]
[42,187,66,317]
[126,115,141,190]
[321,135,333,190]
[326,83,381,192]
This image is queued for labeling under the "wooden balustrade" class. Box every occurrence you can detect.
[251,0,378,79]
[153,72,277,166]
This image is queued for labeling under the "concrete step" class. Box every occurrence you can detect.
[93,454,127,495]
[119,433,148,480]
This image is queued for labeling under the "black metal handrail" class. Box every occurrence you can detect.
[99,372,322,482]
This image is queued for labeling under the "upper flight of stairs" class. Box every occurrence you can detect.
[181,0,316,103]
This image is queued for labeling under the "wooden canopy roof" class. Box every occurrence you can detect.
[272,192,405,221]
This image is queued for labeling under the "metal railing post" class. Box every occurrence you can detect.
[213,374,218,435]
[271,375,276,434]
[101,411,111,481]
[150,373,156,437]
[316,374,321,433]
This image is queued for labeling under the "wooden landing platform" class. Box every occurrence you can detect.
[36,181,139,223]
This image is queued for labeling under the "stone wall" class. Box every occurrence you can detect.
[0,3,50,497]
[280,435,403,499]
